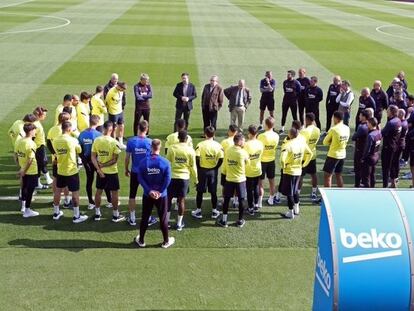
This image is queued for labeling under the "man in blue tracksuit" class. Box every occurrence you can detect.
[135,139,175,249]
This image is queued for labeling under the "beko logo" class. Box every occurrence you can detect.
[315,248,331,297]
[339,228,403,264]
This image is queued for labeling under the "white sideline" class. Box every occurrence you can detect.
[0,0,33,9]
[375,24,414,41]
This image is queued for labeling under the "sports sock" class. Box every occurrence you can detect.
[53,205,60,214]
[73,206,80,218]
[130,210,136,222]
[113,209,119,217]
[177,215,183,227]
[95,207,101,215]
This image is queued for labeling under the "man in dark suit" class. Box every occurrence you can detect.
[224,80,251,131]
[201,75,224,134]
[173,73,197,130]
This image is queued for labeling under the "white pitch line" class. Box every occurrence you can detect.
[0,11,71,35]
[375,24,414,41]
[0,0,33,9]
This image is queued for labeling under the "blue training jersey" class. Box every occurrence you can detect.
[78,128,102,157]
[137,154,171,197]
[126,136,152,173]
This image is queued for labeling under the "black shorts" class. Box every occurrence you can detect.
[22,174,38,191]
[410,153,414,167]
[260,98,275,112]
[129,172,140,199]
[302,159,317,175]
[56,173,80,192]
[96,173,120,191]
[108,112,124,125]
[323,157,344,174]
[261,161,276,179]
[52,164,58,178]
[224,181,247,199]
[197,168,218,193]
[281,174,300,197]
[220,173,226,186]
[168,178,189,198]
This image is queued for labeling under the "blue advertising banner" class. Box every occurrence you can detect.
[313,189,414,311]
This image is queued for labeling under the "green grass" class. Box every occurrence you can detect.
[0,0,413,309]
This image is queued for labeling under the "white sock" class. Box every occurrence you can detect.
[64,196,71,204]
[21,200,26,208]
[166,212,171,222]
[19,188,22,197]
[275,192,280,199]
[37,178,42,187]
[130,210,136,222]
[233,196,239,204]
[281,126,285,131]
[117,137,123,143]
[113,209,119,217]
[222,214,228,222]
[312,187,317,194]
[297,189,301,195]
[73,206,80,218]
[258,196,263,207]
[53,205,60,214]
[44,172,51,180]
[177,215,183,227]
[95,207,101,216]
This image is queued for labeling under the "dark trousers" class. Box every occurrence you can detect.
[325,103,338,131]
[287,193,299,210]
[246,176,260,209]
[298,98,306,126]
[390,147,403,180]
[35,145,48,176]
[82,156,111,204]
[354,152,362,187]
[196,191,217,210]
[139,195,169,243]
[133,109,150,136]
[361,163,377,188]
[381,148,396,187]
[202,108,218,130]
[306,105,321,129]
[22,174,37,209]
[175,108,190,130]
[281,100,298,126]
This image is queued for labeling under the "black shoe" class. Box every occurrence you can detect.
[217,219,228,228]
[94,214,101,221]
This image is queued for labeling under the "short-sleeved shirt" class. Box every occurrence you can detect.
[8,119,25,147]
[195,139,224,169]
[165,132,193,150]
[52,133,81,176]
[55,104,77,130]
[76,102,90,132]
[126,136,152,173]
[91,135,122,174]
[244,139,264,178]
[78,128,102,158]
[323,122,350,159]
[223,145,249,183]
[91,95,107,126]
[166,143,197,181]
[14,137,38,175]
[105,87,124,115]
[33,120,45,148]
[220,136,234,153]
[257,130,280,162]
[301,125,321,160]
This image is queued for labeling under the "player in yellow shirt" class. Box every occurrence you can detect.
[33,106,53,189]
[280,128,312,219]
[14,123,40,218]
[91,121,124,223]
[8,114,37,149]
[244,125,264,215]
[218,133,250,228]
[165,119,193,153]
[55,95,78,133]
[299,113,321,201]
[166,130,197,231]
[52,121,88,224]
[91,85,107,132]
[219,124,238,206]
[257,116,279,206]
[322,111,350,187]
[105,82,127,149]
[77,92,91,132]
[191,126,224,220]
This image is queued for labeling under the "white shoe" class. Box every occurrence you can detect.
[161,237,175,249]
[267,196,274,205]
[134,235,145,248]
[88,203,95,210]
[73,214,88,223]
[23,209,39,218]
[119,143,127,150]
[45,177,53,185]
[53,210,64,220]
[106,201,121,208]
[294,203,300,215]
[284,210,295,219]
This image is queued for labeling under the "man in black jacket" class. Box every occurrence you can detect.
[173,73,197,130]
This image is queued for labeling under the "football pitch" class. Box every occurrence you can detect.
[1,0,414,309]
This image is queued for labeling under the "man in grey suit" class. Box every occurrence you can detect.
[201,75,224,133]
[224,80,252,131]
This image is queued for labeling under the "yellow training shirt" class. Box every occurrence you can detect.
[323,122,350,159]
[223,145,249,183]
[91,94,107,126]
[166,142,197,182]
[301,125,320,160]
[165,132,193,150]
[280,137,312,176]
[258,130,279,162]
[105,87,123,115]
[76,102,90,132]
[52,133,81,176]
[220,136,234,153]
[195,139,224,169]
[244,139,264,178]
[8,119,25,147]
[33,120,45,148]
[14,137,38,175]
[91,135,121,174]
[54,104,77,129]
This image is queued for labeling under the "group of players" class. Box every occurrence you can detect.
[8,70,414,248]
